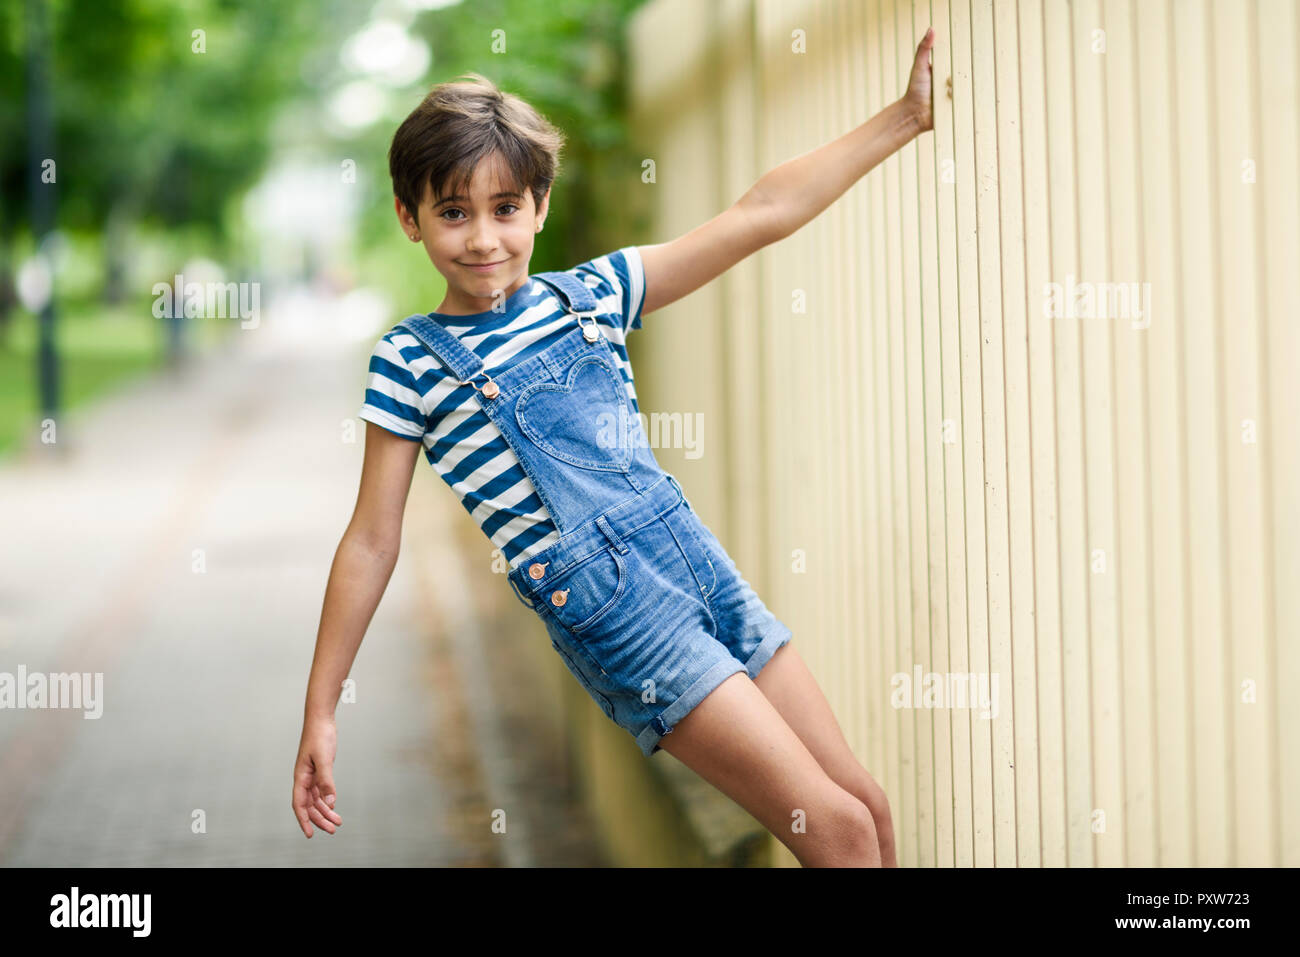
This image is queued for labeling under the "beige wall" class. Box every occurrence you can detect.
[625,0,1299,867]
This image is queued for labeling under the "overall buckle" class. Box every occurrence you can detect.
[570,307,603,342]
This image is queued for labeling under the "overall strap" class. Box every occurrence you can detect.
[395,271,609,386]
[531,270,601,316]
[393,314,485,383]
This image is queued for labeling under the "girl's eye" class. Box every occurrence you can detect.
[440,204,519,222]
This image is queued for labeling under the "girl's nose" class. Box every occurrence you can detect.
[467,228,499,254]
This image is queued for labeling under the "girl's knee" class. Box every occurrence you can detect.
[843,772,894,864]
[857,776,896,865]
[802,792,881,867]
[849,771,893,830]
[838,798,882,866]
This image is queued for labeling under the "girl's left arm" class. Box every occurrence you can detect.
[638,27,935,319]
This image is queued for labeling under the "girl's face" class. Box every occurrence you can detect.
[395,152,548,316]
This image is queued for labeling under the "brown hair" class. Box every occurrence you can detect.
[388,72,565,225]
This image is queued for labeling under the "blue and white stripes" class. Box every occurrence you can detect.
[358,245,647,569]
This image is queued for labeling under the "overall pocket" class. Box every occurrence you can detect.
[515,351,632,472]
[539,545,627,636]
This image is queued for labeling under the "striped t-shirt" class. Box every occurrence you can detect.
[358,245,648,570]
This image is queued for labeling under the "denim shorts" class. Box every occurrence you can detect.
[509,476,793,757]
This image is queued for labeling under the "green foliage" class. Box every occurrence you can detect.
[1,0,351,243]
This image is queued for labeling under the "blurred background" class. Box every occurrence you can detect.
[0,0,650,452]
[0,0,661,869]
[2,0,1298,870]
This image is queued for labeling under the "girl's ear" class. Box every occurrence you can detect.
[395,195,420,239]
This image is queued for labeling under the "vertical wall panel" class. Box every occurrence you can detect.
[1043,0,1095,868]
[626,0,1298,867]
[992,0,1040,868]
[1135,0,1193,868]
[1101,0,1157,867]
[1257,0,1300,867]
[913,0,948,871]
[1073,0,1124,869]
[971,0,1017,866]
[932,0,969,868]
[951,0,996,867]
[1210,0,1271,867]
[1017,0,1065,867]
[1174,0,1231,866]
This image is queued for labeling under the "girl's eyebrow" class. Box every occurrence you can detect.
[433,191,524,208]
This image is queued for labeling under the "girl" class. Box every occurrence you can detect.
[294,27,936,868]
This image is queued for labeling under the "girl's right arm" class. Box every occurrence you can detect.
[292,421,424,838]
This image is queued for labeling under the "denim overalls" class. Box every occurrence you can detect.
[395,271,792,756]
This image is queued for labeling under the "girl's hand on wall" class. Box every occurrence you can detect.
[901,26,935,133]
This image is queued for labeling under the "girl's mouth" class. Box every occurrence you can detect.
[462,259,506,273]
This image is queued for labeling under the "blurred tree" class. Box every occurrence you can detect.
[0,1,24,345]
[51,0,322,300]
[0,0,334,327]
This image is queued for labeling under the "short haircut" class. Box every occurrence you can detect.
[388,72,565,225]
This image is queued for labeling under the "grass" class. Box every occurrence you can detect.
[0,299,227,459]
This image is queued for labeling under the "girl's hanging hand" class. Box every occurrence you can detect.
[901,26,936,133]
[292,716,344,837]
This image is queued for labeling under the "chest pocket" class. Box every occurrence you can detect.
[515,351,632,472]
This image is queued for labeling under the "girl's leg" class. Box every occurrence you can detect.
[752,642,898,867]
[653,671,882,867]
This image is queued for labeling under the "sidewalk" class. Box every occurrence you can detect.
[0,294,603,866]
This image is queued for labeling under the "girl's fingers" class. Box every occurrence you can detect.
[292,779,316,837]
[311,783,340,815]
[918,27,934,61]
[310,783,342,826]
[914,31,931,72]
[313,792,343,825]
[306,804,337,835]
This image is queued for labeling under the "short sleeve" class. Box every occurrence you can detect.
[569,244,647,336]
[358,332,427,440]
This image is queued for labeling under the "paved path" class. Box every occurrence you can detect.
[0,293,604,866]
